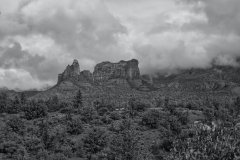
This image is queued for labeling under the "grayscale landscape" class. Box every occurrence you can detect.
[0,0,240,160]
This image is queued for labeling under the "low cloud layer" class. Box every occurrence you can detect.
[0,0,240,90]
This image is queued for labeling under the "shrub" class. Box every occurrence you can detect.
[59,145,74,158]
[0,141,28,160]
[168,122,240,160]
[73,90,82,108]
[98,107,109,116]
[83,127,108,160]
[109,119,142,160]
[100,115,112,124]
[150,138,173,158]
[80,106,98,123]
[109,111,121,120]
[24,103,48,120]
[74,140,85,158]
[141,110,161,129]
[24,136,44,155]
[5,115,26,135]
[66,117,84,135]
[46,96,63,112]
[0,93,11,114]
[49,153,68,160]
[36,149,49,160]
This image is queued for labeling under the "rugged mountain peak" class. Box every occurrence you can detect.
[57,59,80,84]
[56,58,146,89]
[71,59,80,75]
[93,59,141,84]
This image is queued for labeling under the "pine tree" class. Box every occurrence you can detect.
[11,95,20,114]
[0,93,10,113]
[234,96,240,117]
[73,90,82,108]
[110,118,142,160]
[83,127,108,160]
[20,93,27,105]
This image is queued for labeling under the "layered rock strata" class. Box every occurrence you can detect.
[57,59,142,86]
[92,59,141,85]
[58,59,80,84]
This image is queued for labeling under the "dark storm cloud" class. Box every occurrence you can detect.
[0,42,46,79]
[10,0,128,61]
[0,0,130,90]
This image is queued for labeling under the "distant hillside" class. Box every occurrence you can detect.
[32,59,240,104]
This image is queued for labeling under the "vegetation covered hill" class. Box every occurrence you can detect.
[1,59,240,159]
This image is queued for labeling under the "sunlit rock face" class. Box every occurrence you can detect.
[92,59,141,85]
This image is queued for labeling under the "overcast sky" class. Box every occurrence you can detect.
[0,0,240,90]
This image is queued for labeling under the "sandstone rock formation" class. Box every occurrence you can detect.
[93,59,141,85]
[141,75,153,85]
[58,59,80,84]
[57,59,151,89]
[80,70,93,81]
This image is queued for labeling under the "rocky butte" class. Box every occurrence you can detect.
[57,59,145,88]
[58,59,81,83]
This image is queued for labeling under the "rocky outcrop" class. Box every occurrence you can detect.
[58,59,80,84]
[141,75,153,85]
[80,70,93,81]
[57,59,144,87]
[93,59,141,85]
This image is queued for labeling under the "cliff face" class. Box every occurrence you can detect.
[80,70,93,81]
[58,59,80,84]
[57,59,142,86]
[93,59,140,84]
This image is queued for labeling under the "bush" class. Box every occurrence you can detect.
[109,119,142,160]
[46,96,63,112]
[130,100,149,112]
[0,141,28,160]
[150,138,173,158]
[74,140,85,158]
[49,153,68,160]
[24,103,48,120]
[59,145,74,158]
[59,105,73,114]
[36,149,49,160]
[109,111,121,120]
[100,115,113,124]
[24,136,44,155]
[98,107,109,116]
[66,117,84,135]
[80,106,98,123]
[5,115,26,135]
[83,127,108,160]
[0,93,11,114]
[141,110,161,129]
[169,122,240,160]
